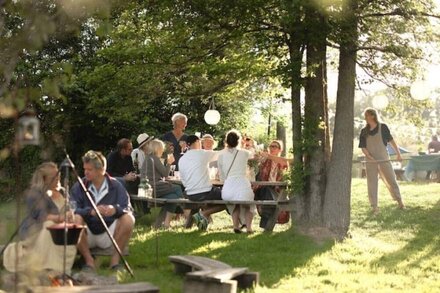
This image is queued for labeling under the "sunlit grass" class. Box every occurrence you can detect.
[1,178,440,292]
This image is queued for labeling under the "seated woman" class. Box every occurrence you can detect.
[218,130,255,234]
[3,162,77,273]
[140,139,184,228]
[254,140,290,228]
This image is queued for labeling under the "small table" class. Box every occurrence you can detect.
[404,154,440,182]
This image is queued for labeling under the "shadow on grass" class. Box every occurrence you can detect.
[366,199,440,272]
[125,224,334,290]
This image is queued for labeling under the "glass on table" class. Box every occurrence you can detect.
[68,200,77,223]
[169,164,176,177]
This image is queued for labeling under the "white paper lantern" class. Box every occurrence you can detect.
[204,109,220,125]
[372,95,389,110]
[410,80,431,100]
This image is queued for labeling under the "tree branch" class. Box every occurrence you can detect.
[362,9,440,19]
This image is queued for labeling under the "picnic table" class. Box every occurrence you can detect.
[130,179,291,232]
[403,154,440,182]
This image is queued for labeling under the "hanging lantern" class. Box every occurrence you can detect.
[410,80,431,101]
[17,110,41,147]
[372,94,389,110]
[204,97,221,125]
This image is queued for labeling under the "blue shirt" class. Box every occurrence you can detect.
[161,131,188,170]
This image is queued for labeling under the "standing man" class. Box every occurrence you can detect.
[71,150,134,271]
[179,135,224,230]
[107,138,138,193]
[162,113,188,170]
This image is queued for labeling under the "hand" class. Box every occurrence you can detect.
[167,154,175,165]
[124,172,137,182]
[396,154,403,162]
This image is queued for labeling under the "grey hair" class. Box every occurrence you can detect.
[171,113,188,127]
[82,150,107,171]
[147,139,165,156]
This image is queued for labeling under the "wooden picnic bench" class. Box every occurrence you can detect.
[33,282,159,293]
[130,180,292,231]
[169,255,259,293]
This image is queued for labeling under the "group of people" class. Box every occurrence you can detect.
[3,112,291,274]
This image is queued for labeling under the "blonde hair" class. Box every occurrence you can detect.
[147,139,165,156]
[171,113,188,127]
[30,162,58,192]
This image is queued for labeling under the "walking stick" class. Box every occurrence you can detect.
[64,154,135,277]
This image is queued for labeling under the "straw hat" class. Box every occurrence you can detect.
[137,133,154,148]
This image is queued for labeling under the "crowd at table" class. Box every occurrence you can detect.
[3,112,292,274]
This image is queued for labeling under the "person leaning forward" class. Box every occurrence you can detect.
[178,135,225,231]
[71,150,135,271]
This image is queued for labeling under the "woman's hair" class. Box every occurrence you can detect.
[147,139,165,156]
[82,150,107,170]
[171,113,188,127]
[225,130,241,148]
[30,162,58,192]
[363,107,380,133]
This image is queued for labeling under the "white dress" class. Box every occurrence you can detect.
[218,148,256,215]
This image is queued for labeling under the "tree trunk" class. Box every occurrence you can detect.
[323,0,358,238]
[297,5,328,226]
[276,121,287,157]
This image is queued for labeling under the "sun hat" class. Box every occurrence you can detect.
[201,134,215,141]
[137,133,154,148]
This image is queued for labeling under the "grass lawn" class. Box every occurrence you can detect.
[1,178,440,292]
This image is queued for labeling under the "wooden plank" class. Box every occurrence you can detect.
[169,255,231,271]
[34,282,159,293]
[167,179,287,187]
[183,279,236,293]
[186,268,249,283]
[130,196,287,206]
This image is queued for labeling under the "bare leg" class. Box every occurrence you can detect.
[75,215,95,269]
[163,212,174,228]
[110,213,135,267]
[200,205,225,218]
[244,206,254,233]
[232,206,240,230]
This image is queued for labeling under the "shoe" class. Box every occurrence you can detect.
[81,264,95,272]
[233,228,242,234]
[110,264,124,272]
[193,212,208,231]
[192,212,202,227]
[240,224,247,230]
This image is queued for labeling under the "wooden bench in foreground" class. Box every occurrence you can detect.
[169,255,259,293]
[130,196,293,231]
[34,282,159,293]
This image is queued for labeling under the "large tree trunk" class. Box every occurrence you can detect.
[323,0,358,238]
[297,5,328,226]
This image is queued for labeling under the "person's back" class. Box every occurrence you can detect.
[179,149,216,195]
[428,136,440,153]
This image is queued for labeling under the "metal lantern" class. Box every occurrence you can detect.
[17,111,41,147]
[204,97,221,125]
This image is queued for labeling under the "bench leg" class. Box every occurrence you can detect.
[153,207,167,229]
[234,272,259,289]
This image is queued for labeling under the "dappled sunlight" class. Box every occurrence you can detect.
[191,240,236,255]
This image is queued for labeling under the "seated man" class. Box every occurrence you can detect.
[71,150,135,270]
[178,135,225,231]
[107,138,138,193]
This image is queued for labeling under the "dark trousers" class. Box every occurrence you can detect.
[254,186,276,228]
